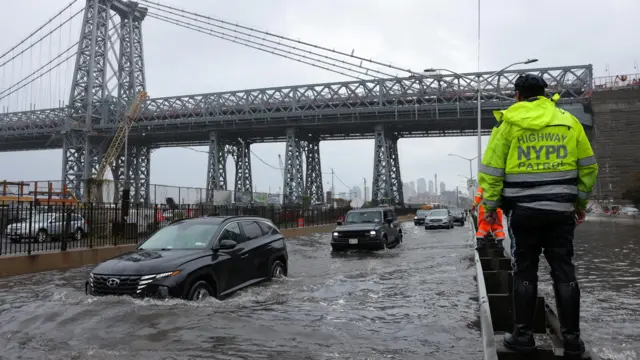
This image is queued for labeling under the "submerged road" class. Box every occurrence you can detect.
[504,215,640,360]
[0,222,482,360]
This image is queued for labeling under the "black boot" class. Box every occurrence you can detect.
[553,282,585,358]
[504,279,537,353]
[496,239,505,252]
[475,238,485,251]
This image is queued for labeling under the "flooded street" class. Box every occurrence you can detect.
[532,216,640,360]
[0,216,637,360]
[0,222,481,360]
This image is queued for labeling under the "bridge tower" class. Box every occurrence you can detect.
[371,125,404,206]
[63,0,149,203]
[304,138,324,205]
[282,128,305,205]
[204,135,254,204]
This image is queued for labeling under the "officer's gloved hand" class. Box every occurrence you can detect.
[484,210,498,224]
[575,208,586,224]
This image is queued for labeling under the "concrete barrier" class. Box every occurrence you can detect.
[0,214,414,278]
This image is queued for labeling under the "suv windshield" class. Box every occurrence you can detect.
[139,222,219,250]
[345,211,382,224]
[416,210,430,217]
[429,209,448,217]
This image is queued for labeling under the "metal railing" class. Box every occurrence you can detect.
[593,73,640,90]
[0,201,348,256]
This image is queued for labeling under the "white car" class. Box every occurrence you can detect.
[620,207,639,216]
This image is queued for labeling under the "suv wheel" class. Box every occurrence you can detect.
[187,280,214,301]
[270,260,286,279]
[380,235,388,250]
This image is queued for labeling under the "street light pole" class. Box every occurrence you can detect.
[449,153,478,182]
[425,58,539,171]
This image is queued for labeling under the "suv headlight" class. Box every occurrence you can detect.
[414,216,417,219]
[332,232,339,237]
[369,230,377,237]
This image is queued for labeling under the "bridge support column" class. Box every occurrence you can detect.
[304,138,324,204]
[62,131,108,201]
[283,128,305,205]
[205,132,227,203]
[131,145,150,204]
[371,125,404,206]
[228,139,253,195]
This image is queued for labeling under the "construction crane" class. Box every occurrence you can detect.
[86,91,148,202]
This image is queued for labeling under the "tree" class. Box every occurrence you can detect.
[622,172,640,208]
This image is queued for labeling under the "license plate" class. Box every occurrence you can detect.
[348,239,358,244]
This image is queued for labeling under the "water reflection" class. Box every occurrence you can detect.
[540,217,640,359]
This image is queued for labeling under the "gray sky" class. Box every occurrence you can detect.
[0,0,638,196]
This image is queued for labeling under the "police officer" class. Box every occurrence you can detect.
[477,74,598,357]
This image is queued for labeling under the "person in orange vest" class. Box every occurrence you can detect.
[472,186,505,250]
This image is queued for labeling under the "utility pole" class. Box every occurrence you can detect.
[331,168,335,196]
[363,177,367,204]
[456,186,460,208]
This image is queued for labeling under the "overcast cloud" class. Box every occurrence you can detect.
[0,0,638,197]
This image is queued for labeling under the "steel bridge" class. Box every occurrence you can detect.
[0,0,594,206]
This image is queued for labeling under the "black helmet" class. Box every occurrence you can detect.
[514,73,548,91]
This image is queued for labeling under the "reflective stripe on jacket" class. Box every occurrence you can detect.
[478,95,599,213]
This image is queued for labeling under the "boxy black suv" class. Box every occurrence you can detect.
[86,216,288,301]
[331,207,403,251]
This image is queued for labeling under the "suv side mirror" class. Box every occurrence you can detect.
[336,220,343,226]
[218,239,237,250]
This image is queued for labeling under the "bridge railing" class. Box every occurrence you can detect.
[593,73,640,90]
[0,201,349,256]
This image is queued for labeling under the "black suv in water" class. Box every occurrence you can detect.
[451,208,465,226]
[413,209,430,225]
[86,216,288,301]
[330,207,402,251]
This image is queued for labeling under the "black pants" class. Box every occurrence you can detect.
[508,208,577,284]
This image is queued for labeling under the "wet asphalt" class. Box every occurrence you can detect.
[0,221,482,360]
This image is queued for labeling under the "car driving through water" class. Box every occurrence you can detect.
[330,207,402,251]
[414,209,430,225]
[86,216,288,301]
[424,208,454,229]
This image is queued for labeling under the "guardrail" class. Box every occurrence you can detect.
[593,73,640,91]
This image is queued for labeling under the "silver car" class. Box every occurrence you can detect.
[6,212,88,243]
[424,209,454,230]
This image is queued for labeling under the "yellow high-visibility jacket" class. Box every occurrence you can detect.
[478,94,598,213]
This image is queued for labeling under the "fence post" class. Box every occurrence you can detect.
[89,202,94,248]
[26,201,33,255]
[113,202,119,247]
[61,203,70,252]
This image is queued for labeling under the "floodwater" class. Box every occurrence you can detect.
[0,222,482,360]
[528,216,640,360]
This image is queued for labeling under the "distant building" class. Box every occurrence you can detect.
[350,186,362,199]
[409,181,416,195]
[417,178,426,194]
[428,180,434,195]
[440,182,446,193]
